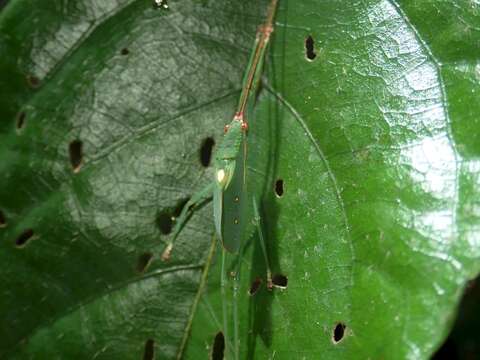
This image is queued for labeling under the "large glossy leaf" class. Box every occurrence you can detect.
[1,0,480,359]
[185,1,480,359]
[0,0,267,358]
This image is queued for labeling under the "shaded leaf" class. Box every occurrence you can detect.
[0,0,268,358]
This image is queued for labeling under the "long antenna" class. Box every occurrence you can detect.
[236,0,278,117]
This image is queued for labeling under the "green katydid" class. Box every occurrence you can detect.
[162,2,279,358]
[161,0,279,281]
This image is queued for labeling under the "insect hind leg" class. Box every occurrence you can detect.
[252,198,273,289]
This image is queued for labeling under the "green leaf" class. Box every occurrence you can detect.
[0,0,267,358]
[186,1,480,359]
[2,1,480,360]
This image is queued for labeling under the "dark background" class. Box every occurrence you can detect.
[433,275,480,360]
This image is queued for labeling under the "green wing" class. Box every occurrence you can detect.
[218,132,249,253]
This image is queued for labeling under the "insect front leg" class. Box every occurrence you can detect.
[161,183,214,261]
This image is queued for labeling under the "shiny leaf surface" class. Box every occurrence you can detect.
[0,0,266,358]
[186,1,480,359]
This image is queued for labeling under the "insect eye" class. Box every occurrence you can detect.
[216,169,226,183]
[216,162,235,189]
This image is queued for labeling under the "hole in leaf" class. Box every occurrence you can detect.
[137,252,153,273]
[15,229,34,247]
[332,323,346,344]
[272,274,288,289]
[157,211,173,235]
[249,277,262,296]
[157,198,191,236]
[16,111,26,130]
[200,137,215,167]
[0,210,6,228]
[0,1,9,10]
[26,74,40,88]
[121,48,130,55]
[211,332,225,360]
[173,198,189,218]
[305,35,317,61]
[69,140,83,173]
[274,179,284,198]
[153,0,169,9]
[143,339,155,360]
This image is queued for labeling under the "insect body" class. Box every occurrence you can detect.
[161,3,279,358]
[213,118,245,250]
[161,0,278,261]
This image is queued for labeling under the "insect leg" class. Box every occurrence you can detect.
[221,247,233,359]
[161,183,214,261]
[232,240,247,360]
[252,198,273,289]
